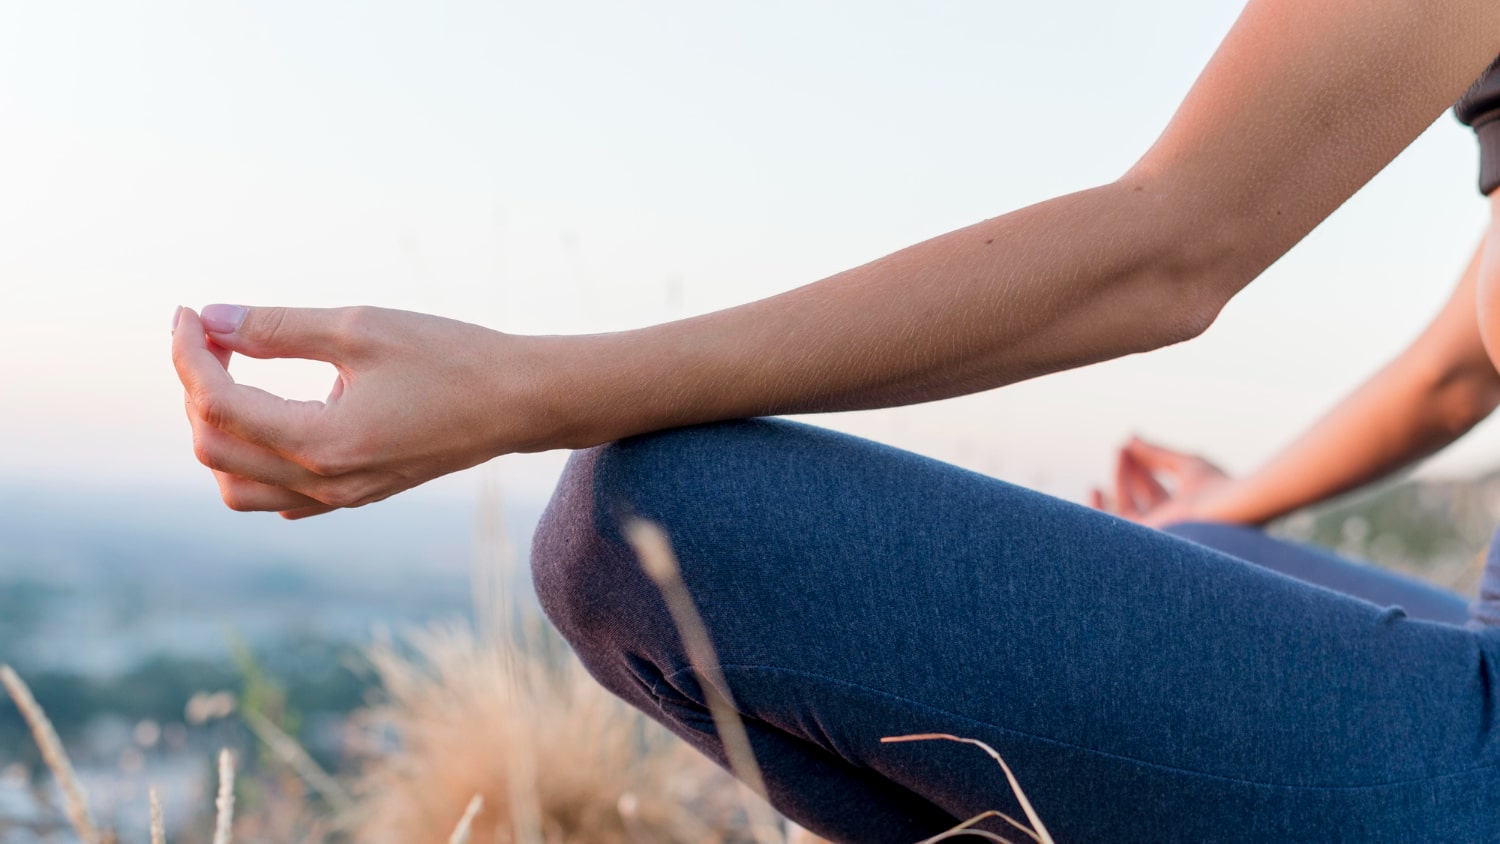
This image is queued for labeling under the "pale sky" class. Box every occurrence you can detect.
[1,0,1495,514]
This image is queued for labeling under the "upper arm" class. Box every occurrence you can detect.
[1127,0,1500,300]
[1410,239,1500,429]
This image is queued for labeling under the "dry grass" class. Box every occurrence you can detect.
[883,735,1054,844]
[150,787,166,844]
[243,708,355,817]
[330,473,757,843]
[1,663,104,844]
[1,584,1055,844]
[0,654,574,844]
[0,633,1050,844]
[213,749,237,844]
[347,623,747,844]
[622,520,1054,844]
[447,794,483,844]
[624,519,783,844]
[0,479,1058,844]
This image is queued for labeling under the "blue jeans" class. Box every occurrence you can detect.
[531,419,1500,842]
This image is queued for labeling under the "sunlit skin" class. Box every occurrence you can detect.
[1480,192,1500,364]
[1099,200,1500,526]
[171,0,1500,518]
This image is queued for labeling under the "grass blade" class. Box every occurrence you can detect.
[883,733,1054,844]
[0,665,101,844]
[625,519,784,844]
[242,709,356,815]
[211,749,236,844]
[150,786,166,844]
[448,794,484,844]
[914,810,1036,844]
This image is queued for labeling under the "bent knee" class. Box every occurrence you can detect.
[531,420,811,663]
[531,446,635,649]
[529,433,708,661]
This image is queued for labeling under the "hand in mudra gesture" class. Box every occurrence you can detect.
[1090,437,1232,528]
[171,304,540,518]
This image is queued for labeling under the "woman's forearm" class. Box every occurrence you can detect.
[544,181,1211,447]
[531,0,1500,451]
[1193,243,1500,526]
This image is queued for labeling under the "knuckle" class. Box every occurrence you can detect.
[255,306,292,348]
[318,485,361,510]
[301,431,362,477]
[313,474,389,510]
[303,448,350,478]
[338,305,371,328]
[222,492,255,513]
[194,389,227,430]
[333,306,376,350]
[219,481,257,513]
[191,435,218,470]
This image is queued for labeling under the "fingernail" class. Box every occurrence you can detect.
[201,304,247,334]
[171,306,183,333]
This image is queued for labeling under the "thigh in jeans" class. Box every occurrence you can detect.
[533,419,1500,843]
[1163,520,1470,625]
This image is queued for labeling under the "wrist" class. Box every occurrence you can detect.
[507,330,704,452]
[1187,480,1280,528]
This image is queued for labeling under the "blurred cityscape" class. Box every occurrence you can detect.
[0,481,543,841]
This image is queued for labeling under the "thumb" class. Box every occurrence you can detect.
[200,304,355,363]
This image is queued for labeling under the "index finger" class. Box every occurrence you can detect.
[1112,449,1142,520]
[172,306,322,456]
[1118,447,1169,508]
[1122,437,1196,476]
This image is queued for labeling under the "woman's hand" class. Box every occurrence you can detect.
[171,304,544,518]
[1090,438,1233,528]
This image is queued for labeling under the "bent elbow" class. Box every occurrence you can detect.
[1126,258,1230,353]
[1430,367,1500,440]
[1158,286,1224,347]
[1108,173,1262,349]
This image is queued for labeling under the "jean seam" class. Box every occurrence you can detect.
[662,662,1500,793]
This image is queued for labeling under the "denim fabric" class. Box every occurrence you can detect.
[1472,539,1500,630]
[1161,521,1471,626]
[531,419,1500,843]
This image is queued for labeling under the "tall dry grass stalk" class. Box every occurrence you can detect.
[212,749,236,844]
[478,470,545,844]
[624,519,785,844]
[447,794,484,844]
[243,708,355,816]
[619,522,1057,844]
[150,787,166,844]
[1,663,103,844]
